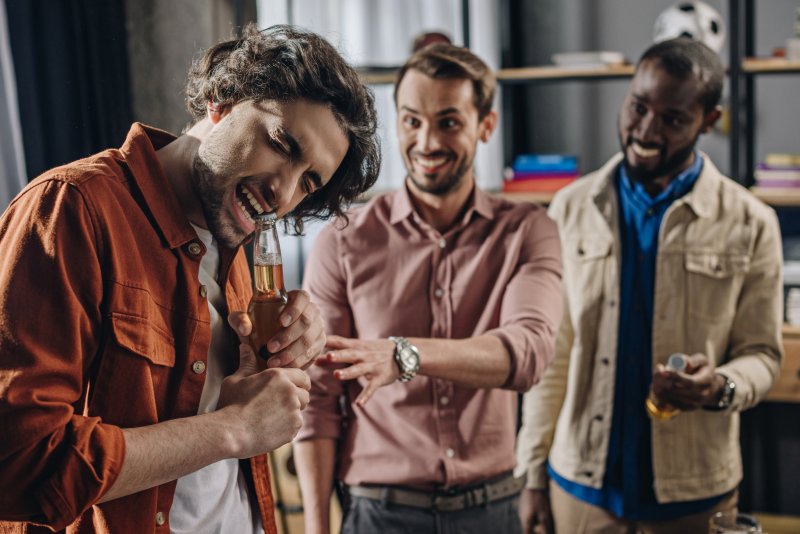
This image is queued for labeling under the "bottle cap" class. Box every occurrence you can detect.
[666,353,687,373]
[255,212,277,221]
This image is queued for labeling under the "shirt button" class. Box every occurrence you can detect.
[192,361,206,374]
[434,288,444,298]
[155,511,165,526]
[438,238,447,249]
[445,448,455,458]
[646,208,654,216]
[440,396,450,406]
[199,285,208,299]
[187,242,203,256]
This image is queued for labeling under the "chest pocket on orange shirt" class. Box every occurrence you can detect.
[111,311,176,367]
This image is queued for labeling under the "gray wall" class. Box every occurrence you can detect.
[125,0,257,136]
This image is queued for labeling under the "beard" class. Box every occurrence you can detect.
[619,132,698,186]
[406,153,473,196]
[190,154,247,249]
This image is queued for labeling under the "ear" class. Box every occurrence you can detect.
[207,102,232,124]
[478,109,498,143]
[700,105,722,134]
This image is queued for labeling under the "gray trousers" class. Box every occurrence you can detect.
[341,494,523,534]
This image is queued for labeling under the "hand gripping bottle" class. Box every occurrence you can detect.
[248,213,288,370]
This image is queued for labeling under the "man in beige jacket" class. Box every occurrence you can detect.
[515,38,783,534]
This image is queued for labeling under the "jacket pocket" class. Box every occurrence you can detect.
[110,312,176,367]
[685,251,750,279]
[685,250,750,321]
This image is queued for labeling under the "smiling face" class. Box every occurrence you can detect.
[395,69,495,198]
[191,99,349,248]
[618,58,720,187]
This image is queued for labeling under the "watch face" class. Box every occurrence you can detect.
[400,347,419,367]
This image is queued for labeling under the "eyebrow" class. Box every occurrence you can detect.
[632,94,691,116]
[400,105,464,117]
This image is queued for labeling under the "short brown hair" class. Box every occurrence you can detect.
[185,24,381,233]
[394,43,496,120]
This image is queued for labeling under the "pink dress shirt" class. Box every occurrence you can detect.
[296,185,562,489]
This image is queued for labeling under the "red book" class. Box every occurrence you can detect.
[502,177,576,193]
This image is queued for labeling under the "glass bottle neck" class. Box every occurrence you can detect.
[252,217,286,297]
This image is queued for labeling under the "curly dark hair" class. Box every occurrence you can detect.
[394,43,496,120]
[185,23,381,233]
[638,37,724,114]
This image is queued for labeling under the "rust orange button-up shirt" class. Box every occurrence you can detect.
[0,124,276,533]
[296,187,563,489]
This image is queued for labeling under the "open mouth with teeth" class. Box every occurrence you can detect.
[630,142,661,159]
[234,184,271,225]
[413,153,452,175]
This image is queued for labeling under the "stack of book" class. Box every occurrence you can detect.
[754,153,800,189]
[502,154,580,193]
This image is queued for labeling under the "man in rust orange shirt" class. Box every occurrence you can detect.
[0,25,380,533]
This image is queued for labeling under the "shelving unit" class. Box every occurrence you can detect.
[728,0,800,186]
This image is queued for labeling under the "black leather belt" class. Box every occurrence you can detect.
[348,473,525,512]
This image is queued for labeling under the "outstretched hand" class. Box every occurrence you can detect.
[318,335,399,406]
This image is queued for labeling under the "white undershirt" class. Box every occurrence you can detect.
[169,224,263,534]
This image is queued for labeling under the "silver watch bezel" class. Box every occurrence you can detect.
[389,336,419,382]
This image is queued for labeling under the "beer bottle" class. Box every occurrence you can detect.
[248,213,288,370]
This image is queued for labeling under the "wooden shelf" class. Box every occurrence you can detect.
[360,64,635,85]
[742,57,800,74]
[497,64,634,83]
[359,58,800,85]
[767,324,800,403]
[751,187,800,207]
[499,187,800,208]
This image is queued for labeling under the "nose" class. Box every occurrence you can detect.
[270,165,307,212]
[636,111,661,143]
[417,124,442,153]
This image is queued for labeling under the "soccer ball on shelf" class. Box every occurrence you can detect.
[653,1,726,54]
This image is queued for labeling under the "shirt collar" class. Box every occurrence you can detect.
[619,151,703,209]
[118,123,199,250]
[388,180,495,227]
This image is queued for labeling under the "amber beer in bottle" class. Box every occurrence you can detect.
[248,213,288,370]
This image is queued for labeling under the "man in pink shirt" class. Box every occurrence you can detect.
[294,44,563,534]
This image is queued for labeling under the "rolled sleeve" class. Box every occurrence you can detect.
[0,181,125,526]
[487,210,563,392]
[718,205,783,412]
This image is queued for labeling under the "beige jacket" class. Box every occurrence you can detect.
[515,153,783,503]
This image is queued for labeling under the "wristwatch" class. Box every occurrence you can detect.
[704,374,736,411]
[389,336,420,382]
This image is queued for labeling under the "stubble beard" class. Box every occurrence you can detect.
[406,154,473,196]
[190,155,246,249]
[619,132,699,186]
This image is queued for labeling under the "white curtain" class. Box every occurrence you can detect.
[0,0,27,210]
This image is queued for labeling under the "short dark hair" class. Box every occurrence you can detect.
[394,43,496,120]
[638,37,724,113]
[185,24,381,233]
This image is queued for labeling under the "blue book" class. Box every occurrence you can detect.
[513,154,579,173]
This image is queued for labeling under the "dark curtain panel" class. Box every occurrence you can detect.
[5,0,133,180]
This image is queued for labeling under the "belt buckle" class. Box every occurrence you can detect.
[431,494,445,512]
